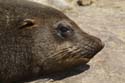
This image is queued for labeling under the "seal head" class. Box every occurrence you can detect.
[39,19,104,73]
[0,0,104,82]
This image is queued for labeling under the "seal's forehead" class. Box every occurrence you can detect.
[40,7,68,20]
[1,0,70,26]
[1,0,67,20]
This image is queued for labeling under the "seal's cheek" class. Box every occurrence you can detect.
[42,54,90,73]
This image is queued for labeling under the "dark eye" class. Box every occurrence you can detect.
[56,23,74,39]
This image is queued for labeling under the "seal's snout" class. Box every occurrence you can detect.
[81,37,104,59]
[93,39,104,55]
[97,39,105,52]
[90,38,104,58]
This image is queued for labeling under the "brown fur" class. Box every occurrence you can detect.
[0,0,104,83]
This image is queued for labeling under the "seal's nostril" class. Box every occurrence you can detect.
[101,41,105,49]
[97,40,105,52]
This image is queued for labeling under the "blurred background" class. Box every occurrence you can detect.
[28,0,125,83]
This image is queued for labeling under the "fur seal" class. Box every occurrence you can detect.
[0,0,104,83]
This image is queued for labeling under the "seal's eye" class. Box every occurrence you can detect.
[56,23,74,39]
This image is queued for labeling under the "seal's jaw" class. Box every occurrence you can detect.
[42,39,104,73]
[42,53,90,73]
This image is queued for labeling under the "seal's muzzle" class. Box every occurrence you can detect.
[80,38,104,59]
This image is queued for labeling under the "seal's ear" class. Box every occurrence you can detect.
[19,19,35,29]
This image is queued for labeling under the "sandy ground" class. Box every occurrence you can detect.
[27,0,125,83]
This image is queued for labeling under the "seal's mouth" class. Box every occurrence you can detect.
[80,39,104,59]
